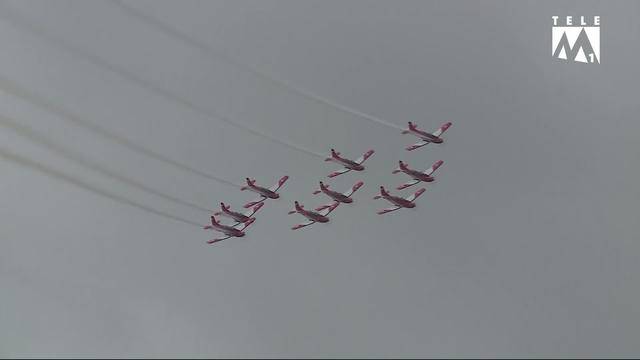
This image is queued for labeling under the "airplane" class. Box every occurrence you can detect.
[214,202,264,225]
[241,175,289,208]
[402,121,452,151]
[203,215,256,244]
[373,186,426,215]
[392,160,444,190]
[325,148,375,178]
[288,201,340,230]
[312,180,364,211]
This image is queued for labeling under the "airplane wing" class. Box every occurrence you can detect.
[404,188,426,202]
[318,202,339,216]
[292,220,316,230]
[328,168,352,178]
[342,181,364,197]
[243,196,266,208]
[377,206,401,215]
[432,122,452,137]
[268,176,289,193]
[354,150,375,165]
[423,160,444,176]
[396,179,421,190]
[207,235,231,244]
[234,218,256,231]
[243,202,264,217]
[406,140,430,151]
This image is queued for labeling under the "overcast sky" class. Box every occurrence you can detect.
[1,0,639,357]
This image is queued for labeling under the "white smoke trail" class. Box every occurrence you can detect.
[0,74,241,190]
[0,112,212,214]
[0,146,203,228]
[0,3,326,159]
[112,0,405,131]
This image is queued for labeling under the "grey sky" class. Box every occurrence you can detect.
[1,0,639,357]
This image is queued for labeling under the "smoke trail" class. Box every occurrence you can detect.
[112,0,405,131]
[0,4,326,159]
[0,146,203,228]
[0,74,241,190]
[0,113,212,214]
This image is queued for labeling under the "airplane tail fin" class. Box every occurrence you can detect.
[432,122,452,137]
[241,178,255,191]
[402,121,415,134]
[373,186,388,200]
[392,160,404,174]
[313,182,328,195]
[326,148,341,161]
[214,202,230,216]
[288,201,303,215]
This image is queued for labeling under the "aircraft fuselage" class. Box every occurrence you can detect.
[384,195,416,208]
[210,223,246,237]
[299,209,330,223]
[404,169,435,182]
[334,158,364,171]
[412,130,443,143]
[248,185,280,199]
[223,209,251,224]
[323,188,353,203]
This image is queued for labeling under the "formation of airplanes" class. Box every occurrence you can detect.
[204,121,452,244]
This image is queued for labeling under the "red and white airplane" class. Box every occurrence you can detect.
[203,215,256,244]
[312,180,364,211]
[325,148,375,178]
[402,121,452,151]
[373,186,426,215]
[392,160,444,190]
[288,201,340,230]
[214,202,264,225]
[241,176,289,208]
